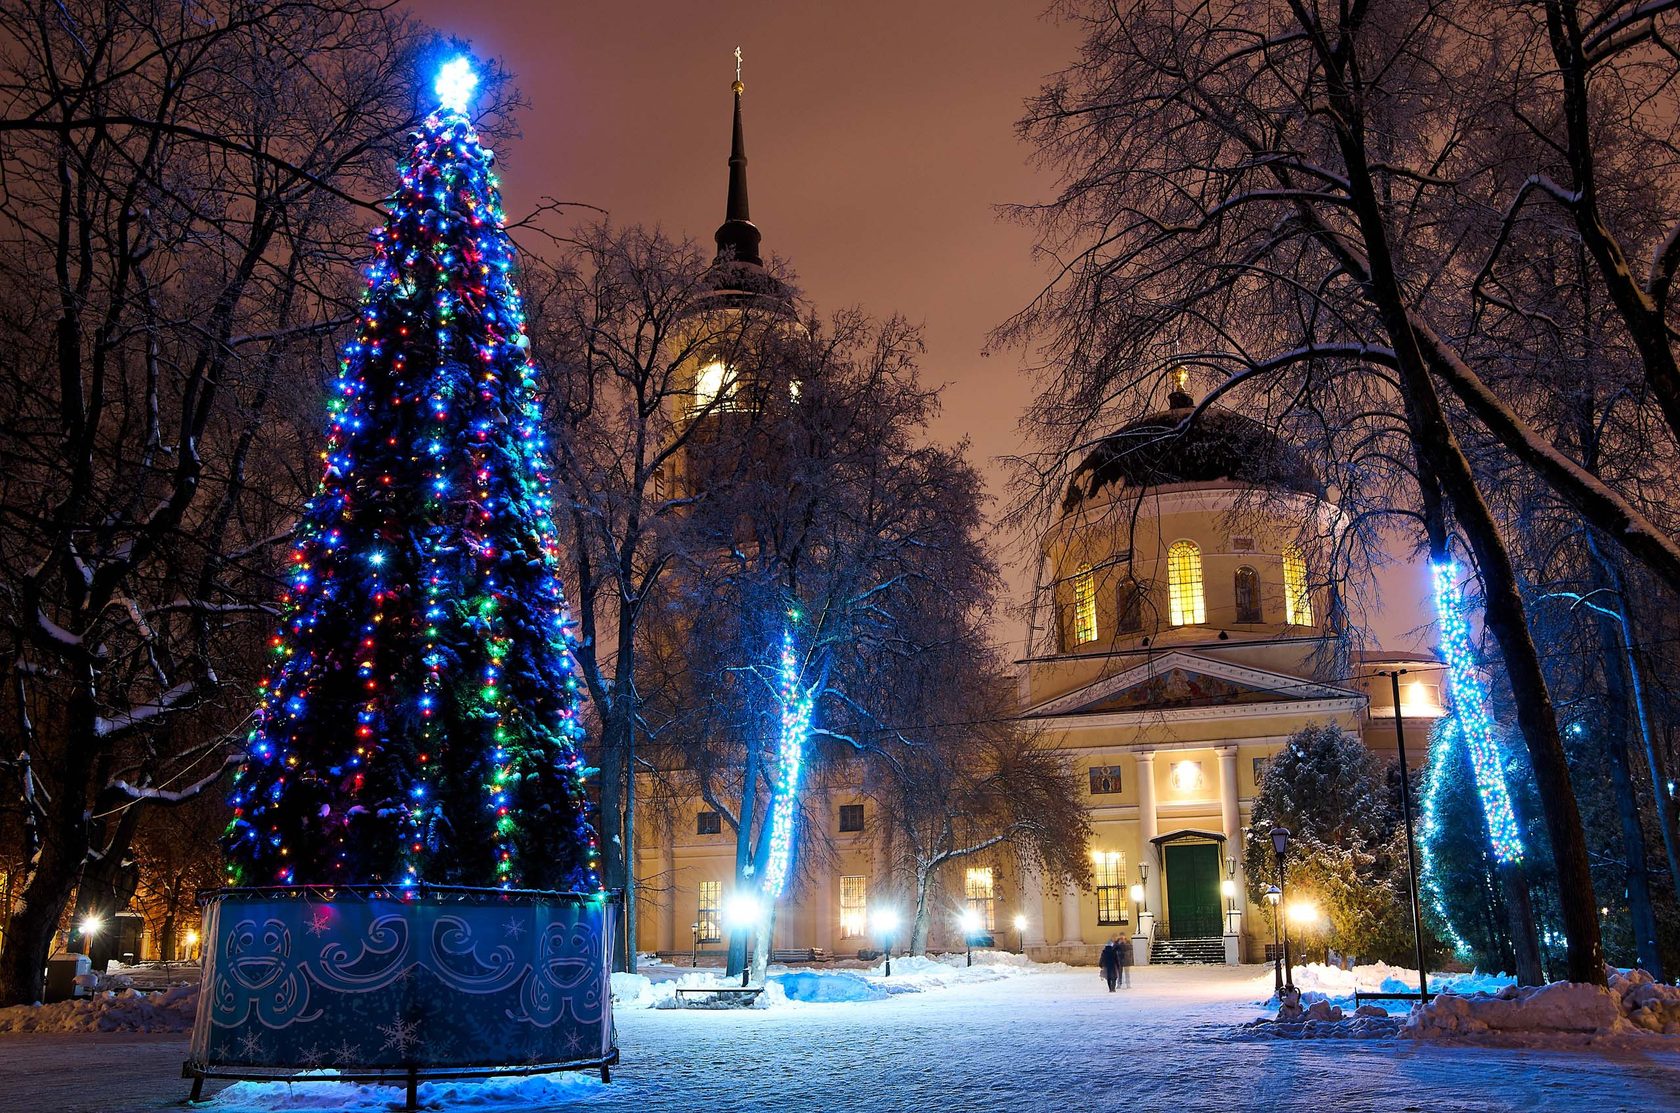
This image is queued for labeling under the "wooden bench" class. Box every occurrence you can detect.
[1352,990,1434,1005]
[770,948,829,963]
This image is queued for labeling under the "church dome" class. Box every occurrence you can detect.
[1062,389,1318,513]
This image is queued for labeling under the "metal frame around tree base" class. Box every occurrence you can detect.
[183,885,619,1108]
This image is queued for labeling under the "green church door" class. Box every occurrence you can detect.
[1164,842,1223,938]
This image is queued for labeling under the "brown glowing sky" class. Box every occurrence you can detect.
[403,0,1081,653]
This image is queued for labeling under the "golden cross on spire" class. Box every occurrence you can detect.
[733,46,744,93]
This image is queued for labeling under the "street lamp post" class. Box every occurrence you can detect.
[1271,827,1295,994]
[1013,914,1028,955]
[726,894,761,988]
[871,908,899,977]
[1380,668,1431,1002]
[1265,886,1283,995]
[960,908,981,967]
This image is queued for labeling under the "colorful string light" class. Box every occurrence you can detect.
[1430,561,1524,864]
[223,59,600,894]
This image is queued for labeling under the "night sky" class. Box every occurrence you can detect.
[403,0,1082,652]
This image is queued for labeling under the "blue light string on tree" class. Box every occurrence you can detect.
[1430,560,1524,864]
[222,57,600,894]
[756,614,815,901]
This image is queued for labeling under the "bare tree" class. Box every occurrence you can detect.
[0,1,449,1004]
[983,0,1680,982]
[528,222,796,969]
[651,308,1002,982]
[868,639,1090,956]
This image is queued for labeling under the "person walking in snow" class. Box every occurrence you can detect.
[1099,938,1119,992]
[1115,933,1132,988]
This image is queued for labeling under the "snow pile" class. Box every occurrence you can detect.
[208,1070,601,1112]
[1405,968,1680,1040]
[610,970,785,1010]
[0,982,199,1034]
[1251,961,1512,1010]
[610,951,1060,1010]
[866,950,1063,994]
[1242,994,1405,1040]
[772,970,887,1004]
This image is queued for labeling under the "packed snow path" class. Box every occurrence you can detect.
[3,964,1679,1112]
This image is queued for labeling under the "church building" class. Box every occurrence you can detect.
[631,70,1445,966]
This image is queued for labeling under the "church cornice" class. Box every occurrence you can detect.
[1024,648,1362,720]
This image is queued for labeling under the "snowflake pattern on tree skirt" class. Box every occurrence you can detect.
[189,891,615,1072]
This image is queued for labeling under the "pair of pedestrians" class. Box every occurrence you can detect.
[1098,936,1132,991]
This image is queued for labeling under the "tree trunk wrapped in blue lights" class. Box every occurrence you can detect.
[193,59,613,1097]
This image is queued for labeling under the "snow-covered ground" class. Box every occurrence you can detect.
[2,959,1677,1112]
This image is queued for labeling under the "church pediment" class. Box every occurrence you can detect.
[1027,650,1357,719]
[1083,666,1288,713]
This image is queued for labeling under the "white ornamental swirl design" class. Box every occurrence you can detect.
[212,916,320,1030]
[428,913,524,993]
[509,917,605,1028]
[312,913,412,992]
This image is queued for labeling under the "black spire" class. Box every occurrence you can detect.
[714,54,763,267]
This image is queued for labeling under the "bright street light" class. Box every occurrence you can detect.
[959,908,982,968]
[871,907,900,976]
[78,915,102,937]
[726,892,761,930]
[1286,899,1319,926]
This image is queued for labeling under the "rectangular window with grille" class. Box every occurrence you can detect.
[696,881,721,943]
[840,875,867,937]
[1094,851,1129,925]
[838,803,864,833]
[697,810,721,835]
[965,866,996,932]
[1284,547,1314,626]
[1073,564,1098,644]
[1088,765,1124,795]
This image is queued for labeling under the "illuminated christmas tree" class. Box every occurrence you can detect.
[224,59,599,893]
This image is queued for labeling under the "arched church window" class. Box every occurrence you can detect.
[1284,546,1313,626]
[1118,577,1145,632]
[1167,540,1205,626]
[1072,563,1098,645]
[1234,565,1261,624]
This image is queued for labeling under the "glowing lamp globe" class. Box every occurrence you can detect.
[959,908,982,934]
[435,57,479,114]
[1013,914,1028,932]
[726,893,761,930]
[870,908,899,935]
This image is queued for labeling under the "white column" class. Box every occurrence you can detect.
[1219,747,1243,943]
[659,825,677,953]
[1059,879,1083,945]
[815,869,835,954]
[1018,857,1047,947]
[1136,751,1160,915]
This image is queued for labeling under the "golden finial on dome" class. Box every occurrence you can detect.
[733,46,744,95]
[1171,365,1190,392]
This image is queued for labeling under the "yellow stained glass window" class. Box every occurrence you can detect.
[965,866,996,932]
[1072,563,1098,644]
[840,875,867,938]
[697,880,722,943]
[1167,540,1205,626]
[1284,547,1313,626]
